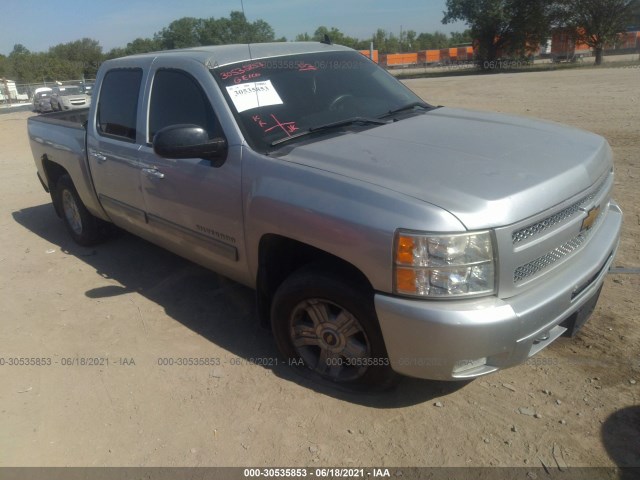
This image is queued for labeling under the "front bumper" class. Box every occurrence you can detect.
[375,201,622,380]
[61,104,87,110]
[36,101,52,113]
[61,100,89,110]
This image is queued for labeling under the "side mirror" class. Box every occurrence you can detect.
[153,124,227,166]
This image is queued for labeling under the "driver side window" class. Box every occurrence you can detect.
[148,69,218,143]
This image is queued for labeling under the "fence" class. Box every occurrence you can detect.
[0,79,95,104]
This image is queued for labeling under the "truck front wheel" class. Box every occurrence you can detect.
[56,174,107,246]
[271,267,398,388]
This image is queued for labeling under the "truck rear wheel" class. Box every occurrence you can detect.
[271,266,398,389]
[56,174,108,246]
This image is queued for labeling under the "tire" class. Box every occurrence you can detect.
[271,266,398,388]
[55,174,108,246]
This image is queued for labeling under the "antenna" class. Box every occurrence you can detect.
[240,0,253,58]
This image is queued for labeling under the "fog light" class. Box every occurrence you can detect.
[533,331,550,344]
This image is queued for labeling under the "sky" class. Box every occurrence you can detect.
[0,0,467,55]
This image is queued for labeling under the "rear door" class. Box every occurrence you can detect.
[138,59,246,282]
[87,68,149,236]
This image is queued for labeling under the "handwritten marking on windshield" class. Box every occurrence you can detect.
[252,115,268,128]
[220,62,265,81]
[253,114,299,137]
[297,63,317,71]
[233,73,261,84]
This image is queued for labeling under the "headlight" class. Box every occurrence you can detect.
[394,230,496,298]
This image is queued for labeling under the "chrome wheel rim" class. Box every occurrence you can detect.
[62,190,82,235]
[290,298,371,382]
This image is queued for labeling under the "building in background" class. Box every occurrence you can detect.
[0,78,30,103]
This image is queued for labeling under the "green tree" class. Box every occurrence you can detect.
[250,18,277,42]
[313,26,332,41]
[404,30,418,51]
[443,0,555,67]
[217,11,275,43]
[449,29,474,45]
[43,54,82,82]
[104,37,160,59]
[310,26,362,48]
[628,0,640,25]
[416,31,449,49]
[0,54,7,78]
[558,0,638,64]
[4,45,72,83]
[154,11,277,47]
[372,29,387,52]
[10,44,30,56]
[207,12,269,45]
[125,37,161,55]
[8,44,32,82]
[385,33,401,53]
[48,38,103,77]
[155,17,203,49]
[104,47,127,60]
[371,28,404,53]
[199,17,226,45]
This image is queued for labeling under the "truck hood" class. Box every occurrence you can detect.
[280,107,611,230]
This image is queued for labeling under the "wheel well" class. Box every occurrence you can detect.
[256,234,374,327]
[42,157,69,217]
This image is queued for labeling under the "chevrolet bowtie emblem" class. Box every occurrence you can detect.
[581,206,601,231]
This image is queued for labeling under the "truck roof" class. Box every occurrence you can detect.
[106,42,353,69]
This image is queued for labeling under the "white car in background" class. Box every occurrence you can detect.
[32,87,53,113]
[50,85,91,111]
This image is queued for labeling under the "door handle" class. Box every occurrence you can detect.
[142,167,165,179]
[89,150,107,163]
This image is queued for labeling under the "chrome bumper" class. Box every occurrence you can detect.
[375,201,622,380]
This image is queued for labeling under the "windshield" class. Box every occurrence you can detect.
[212,51,427,152]
[59,86,82,96]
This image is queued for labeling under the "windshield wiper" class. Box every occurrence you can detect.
[379,101,432,118]
[270,117,389,147]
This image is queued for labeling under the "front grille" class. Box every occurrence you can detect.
[512,176,608,244]
[513,209,604,283]
[514,235,586,283]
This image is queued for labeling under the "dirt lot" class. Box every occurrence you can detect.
[0,66,638,469]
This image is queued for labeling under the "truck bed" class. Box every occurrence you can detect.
[28,107,106,222]
[30,108,89,129]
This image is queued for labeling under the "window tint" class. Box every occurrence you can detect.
[212,51,424,152]
[149,69,217,142]
[97,69,142,142]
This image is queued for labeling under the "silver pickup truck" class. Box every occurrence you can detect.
[28,42,622,388]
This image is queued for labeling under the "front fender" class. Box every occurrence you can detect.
[242,149,465,293]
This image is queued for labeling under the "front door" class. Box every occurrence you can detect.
[138,65,245,282]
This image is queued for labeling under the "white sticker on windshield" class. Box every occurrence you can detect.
[225,80,283,113]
